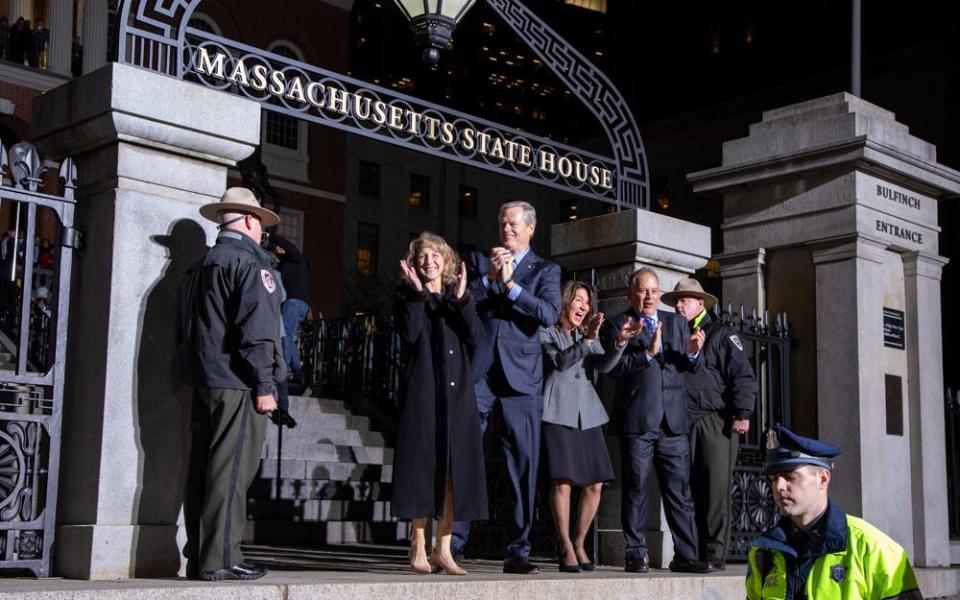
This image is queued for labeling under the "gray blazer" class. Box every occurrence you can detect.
[540,325,624,429]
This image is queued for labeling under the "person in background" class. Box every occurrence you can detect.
[392,232,487,576]
[540,280,631,573]
[663,277,756,571]
[267,233,310,428]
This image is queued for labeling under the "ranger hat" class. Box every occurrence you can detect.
[660,277,718,309]
[199,187,280,228]
[762,425,842,475]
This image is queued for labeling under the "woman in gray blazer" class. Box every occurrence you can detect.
[540,280,639,572]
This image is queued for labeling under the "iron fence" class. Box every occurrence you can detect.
[0,141,78,577]
[946,388,960,539]
[717,304,791,560]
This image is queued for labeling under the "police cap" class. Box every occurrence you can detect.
[762,425,842,475]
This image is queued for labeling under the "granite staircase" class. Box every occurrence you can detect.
[247,395,408,545]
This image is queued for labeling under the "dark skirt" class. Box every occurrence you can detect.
[542,422,614,485]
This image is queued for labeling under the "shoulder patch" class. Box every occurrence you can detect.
[260,269,277,294]
[729,334,743,351]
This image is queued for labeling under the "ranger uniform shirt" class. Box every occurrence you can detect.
[746,500,921,600]
[176,230,286,395]
[685,312,757,422]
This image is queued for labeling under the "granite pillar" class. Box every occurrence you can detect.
[32,63,261,579]
[688,92,960,566]
[46,0,74,76]
[551,208,711,568]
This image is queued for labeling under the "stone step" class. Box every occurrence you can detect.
[248,498,395,522]
[262,442,393,464]
[272,410,370,432]
[286,396,351,415]
[259,459,393,482]
[249,477,392,501]
[265,425,385,449]
[245,519,409,545]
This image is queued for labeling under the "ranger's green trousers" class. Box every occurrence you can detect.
[184,387,267,572]
[689,411,739,562]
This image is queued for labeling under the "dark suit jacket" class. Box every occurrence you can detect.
[467,249,561,396]
[602,308,692,436]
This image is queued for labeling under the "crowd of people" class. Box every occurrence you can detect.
[0,227,57,320]
[176,187,922,598]
[1,15,84,76]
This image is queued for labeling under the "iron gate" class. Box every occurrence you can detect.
[719,304,792,560]
[0,141,78,576]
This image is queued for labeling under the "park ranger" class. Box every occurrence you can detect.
[177,187,285,581]
[745,425,922,600]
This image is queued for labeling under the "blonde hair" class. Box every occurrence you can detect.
[405,232,460,286]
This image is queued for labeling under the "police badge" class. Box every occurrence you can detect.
[831,564,846,582]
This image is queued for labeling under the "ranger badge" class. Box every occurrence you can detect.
[729,334,744,351]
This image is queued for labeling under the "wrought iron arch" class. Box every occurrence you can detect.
[116,0,648,207]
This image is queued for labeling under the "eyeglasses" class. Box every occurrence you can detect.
[634,288,660,296]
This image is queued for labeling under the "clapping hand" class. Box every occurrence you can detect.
[399,259,423,292]
[617,316,644,346]
[686,327,705,355]
[454,261,468,299]
[487,247,512,282]
[585,312,605,340]
[647,321,662,356]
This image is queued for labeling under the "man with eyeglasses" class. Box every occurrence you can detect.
[176,187,285,581]
[601,267,712,573]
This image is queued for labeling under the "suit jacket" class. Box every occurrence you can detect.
[468,249,561,396]
[540,325,624,429]
[601,308,692,436]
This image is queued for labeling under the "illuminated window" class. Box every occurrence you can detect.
[459,186,478,218]
[561,199,578,222]
[563,0,607,13]
[358,161,381,198]
[481,22,496,34]
[408,174,430,209]
[356,222,379,276]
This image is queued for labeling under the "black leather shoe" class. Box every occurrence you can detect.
[199,562,268,581]
[503,556,540,574]
[579,561,596,572]
[706,558,725,571]
[624,556,649,573]
[668,557,715,574]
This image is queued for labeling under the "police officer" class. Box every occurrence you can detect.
[746,426,922,599]
[177,187,286,581]
[663,278,756,570]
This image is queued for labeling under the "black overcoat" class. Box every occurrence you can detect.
[390,283,489,521]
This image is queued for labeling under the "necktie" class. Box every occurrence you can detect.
[643,316,656,335]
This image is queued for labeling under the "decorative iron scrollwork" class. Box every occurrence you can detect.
[14,530,42,560]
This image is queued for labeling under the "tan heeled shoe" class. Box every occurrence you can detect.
[409,546,432,575]
[429,548,467,576]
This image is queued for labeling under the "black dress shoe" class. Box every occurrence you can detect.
[706,558,725,571]
[503,556,540,574]
[668,557,715,574]
[579,561,596,572]
[199,562,268,581]
[624,556,649,573]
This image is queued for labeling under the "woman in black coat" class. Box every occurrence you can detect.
[392,232,487,576]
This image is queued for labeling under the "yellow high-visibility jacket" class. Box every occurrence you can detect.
[746,501,921,600]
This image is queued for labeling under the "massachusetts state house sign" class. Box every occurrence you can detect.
[116,0,649,208]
